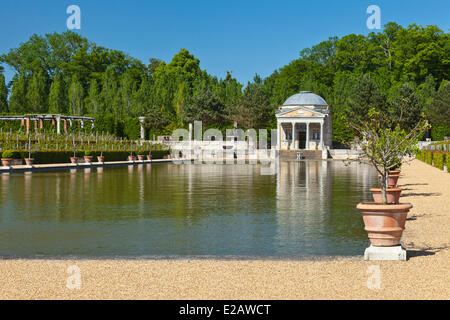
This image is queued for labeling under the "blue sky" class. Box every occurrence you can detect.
[0,0,449,85]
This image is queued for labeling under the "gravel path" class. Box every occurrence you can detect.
[0,159,448,299]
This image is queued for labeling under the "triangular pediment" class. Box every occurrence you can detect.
[276,106,325,118]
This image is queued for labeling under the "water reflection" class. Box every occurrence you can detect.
[0,161,376,256]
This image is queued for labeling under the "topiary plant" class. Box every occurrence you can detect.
[2,150,14,159]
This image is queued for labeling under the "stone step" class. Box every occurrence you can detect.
[279,150,322,160]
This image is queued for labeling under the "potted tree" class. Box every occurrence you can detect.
[84,150,93,164]
[25,135,34,166]
[1,150,14,167]
[97,150,105,163]
[348,109,428,247]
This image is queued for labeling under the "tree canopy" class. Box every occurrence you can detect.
[0,23,448,141]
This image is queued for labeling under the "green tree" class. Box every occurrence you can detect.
[68,75,84,115]
[85,79,102,115]
[182,89,225,128]
[389,82,423,131]
[347,73,386,121]
[0,73,8,112]
[48,73,66,113]
[9,75,28,113]
[26,69,48,113]
[426,81,450,140]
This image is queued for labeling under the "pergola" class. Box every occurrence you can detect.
[0,114,95,134]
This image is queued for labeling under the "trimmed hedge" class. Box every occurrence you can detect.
[416,149,449,172]
[8,149,170,164]
[432,152,445,170]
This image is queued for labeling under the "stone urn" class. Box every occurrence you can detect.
[70,157,78,164]
[370,188,402,204]
[25,158,34,166]
[84,156,93,164]
[1,158,12,167]
[128,155,135,162]
[137,155,145,161]
[357,203,413,247]
[97,156,105,163]
[147,155,152,161]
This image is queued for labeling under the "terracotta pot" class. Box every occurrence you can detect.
[70,157,78,164]
[137,155,145,161]
[389,170,401,175]
[25,158,34,166]
[379,174,400,188]
[128,156,135,161]
[97,156,104,163]
[147,155,152,160]
[1,158,12,167]
[370,188,402,204]
[84,156,93,164]
[357,202,413,247]
[167,155,172,159]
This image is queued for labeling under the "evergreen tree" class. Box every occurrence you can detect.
[68,75,84,115]
[26,69,48,113]
[48,73,66,114]
[9,74,28,113]
[0,73,8,112]
[347,73,386,121]
[390,82,423,130]
[85,79,102,115]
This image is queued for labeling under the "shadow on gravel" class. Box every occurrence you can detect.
[401,192,441,197]
[407,246,448,260]
[398,183,429,187]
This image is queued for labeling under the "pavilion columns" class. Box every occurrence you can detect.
[306,123,310,150]
[138,117,146,140]
[63,120,67,134]
[80,120,84,129]
[291,122,296,150]
[26,118,30,135]
[21,118,25,126]
[91,120,95,129]
[56,116,61,134]
[320,122,324,149]
[39,119,44,129]
[34,120,38,133]
[276,122,281,150]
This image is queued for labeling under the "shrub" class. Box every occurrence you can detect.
[447,154,450,172]
[432,152,445,170]
[84,150,93,156]
[2,150,14,158]
[0,149,170,164]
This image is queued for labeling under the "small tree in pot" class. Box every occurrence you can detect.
[348,109,428,247]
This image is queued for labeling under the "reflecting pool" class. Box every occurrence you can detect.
[0,161,377,256]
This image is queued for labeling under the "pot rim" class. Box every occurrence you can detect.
[1,158,13,160]
[357,202,412,210]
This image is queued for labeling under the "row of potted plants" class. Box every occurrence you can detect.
[348,109,429,248]
[1,149,171,166]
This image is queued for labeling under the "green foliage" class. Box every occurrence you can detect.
[432,152,445,170]
[0,73,8,112]
[84,150,93,156]
[347,108,429,200]
[2,149,169,164]
[0,24,448,144]
[2,150,14,158]
[48,73,66,113]
[431,124,450,141]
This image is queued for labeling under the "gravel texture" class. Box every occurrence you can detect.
[0,159,448,299]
